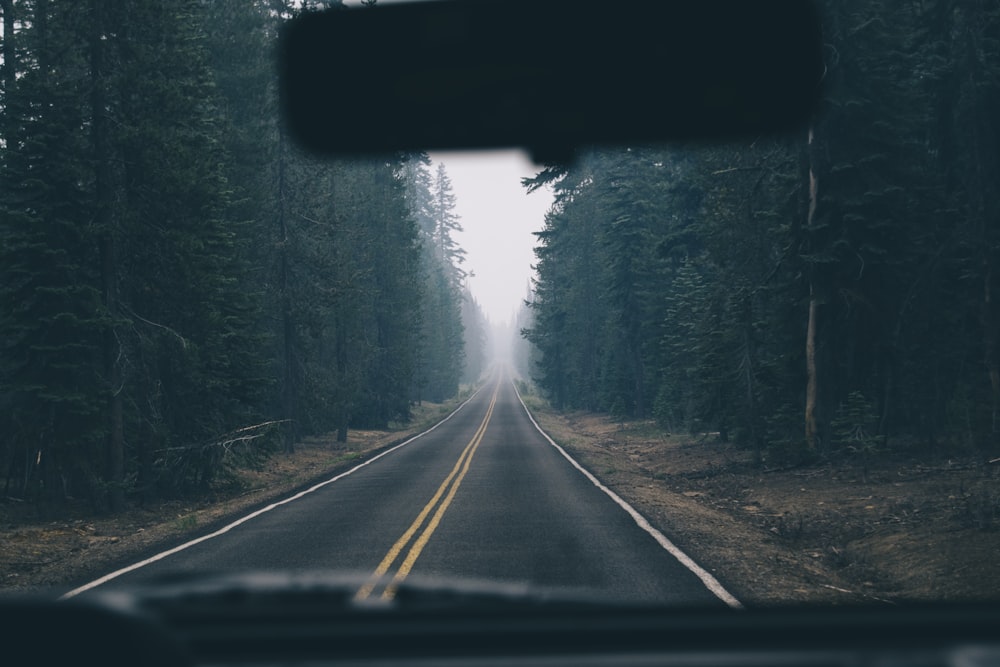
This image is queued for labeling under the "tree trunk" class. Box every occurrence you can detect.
[805,289,819,452]
[632,342,645,419]
[985,263,1000,438]
[335,317,349,444]
[90,0,125,512]
[282,293,295,454]
[1,0,16,146]
[804,125,821,453]
[278,129,296,454]
[958,11,1000,446]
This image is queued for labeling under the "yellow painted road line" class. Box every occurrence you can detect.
[381,391,496,599]
[354,384,498,601]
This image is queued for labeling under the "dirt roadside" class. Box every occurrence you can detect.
[520,393,1000,606]
[0,398,467,597]
[2,391,999,604]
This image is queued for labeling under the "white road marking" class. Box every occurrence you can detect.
[60,387,485,600]
[512,383,743,609]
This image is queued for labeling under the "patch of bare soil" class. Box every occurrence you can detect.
[0,399,462,597]
[521,395,1000,606]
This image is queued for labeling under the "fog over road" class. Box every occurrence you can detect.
[69,371,736,606]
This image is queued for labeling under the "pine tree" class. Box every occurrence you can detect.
[520,0,1000,463]
[405,158,465,404]
[429,163,467,286]
[0,0,106,505]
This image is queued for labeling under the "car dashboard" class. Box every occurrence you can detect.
[3,573,999,667]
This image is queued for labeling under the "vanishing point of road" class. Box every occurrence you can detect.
[65,371,739,607]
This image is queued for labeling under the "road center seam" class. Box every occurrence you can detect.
[355,383,499,601]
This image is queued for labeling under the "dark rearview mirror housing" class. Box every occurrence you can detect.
[280,0,823,163]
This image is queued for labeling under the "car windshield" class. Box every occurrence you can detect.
[0,0,998,609]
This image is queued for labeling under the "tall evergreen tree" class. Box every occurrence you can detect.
[523,0,1000,463]
[429,162,467,286]
[0,0,105,505]
[406,158,466,403]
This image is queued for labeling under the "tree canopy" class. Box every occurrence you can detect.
[0,0,473,509]
[522,0,1000,462]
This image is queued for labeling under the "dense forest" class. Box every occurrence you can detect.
[0,0,487,510]
[3,0,998,511]
[519,0,1000,462]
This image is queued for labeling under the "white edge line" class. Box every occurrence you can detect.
[512,382,743,609]
[60,386,487,600]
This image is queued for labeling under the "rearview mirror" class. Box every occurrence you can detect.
[280,0,823,163]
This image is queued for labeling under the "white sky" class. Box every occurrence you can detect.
[429,150,552,325]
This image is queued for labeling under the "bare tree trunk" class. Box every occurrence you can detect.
[805,289,819,452]
[804,125,820,453]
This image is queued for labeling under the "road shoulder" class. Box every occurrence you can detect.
[517,391,1000,606]
[0,398,468,596]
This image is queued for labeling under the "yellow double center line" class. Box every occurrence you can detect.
[354,384,499,601]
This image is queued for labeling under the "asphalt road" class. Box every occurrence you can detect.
[70,371,736,607]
